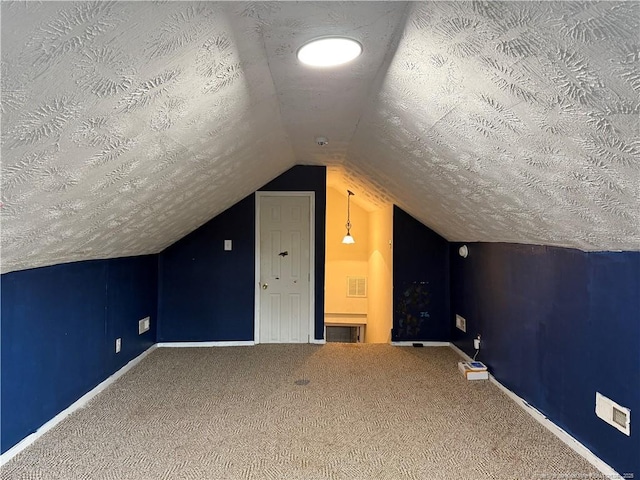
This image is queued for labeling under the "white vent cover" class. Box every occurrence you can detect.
[596,392,630,436]
[455,314,467,332]
[347,277,367,298]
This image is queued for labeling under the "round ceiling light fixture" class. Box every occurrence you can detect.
[297,37,362,67]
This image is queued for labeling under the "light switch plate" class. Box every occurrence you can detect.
[224,240,232,251]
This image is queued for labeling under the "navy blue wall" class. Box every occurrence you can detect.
[8,167,634,476]
[1,255,157,453]
[392,206,450,341]
[158,194,255,342]
[158,165,327,341]
[450,243,640,476]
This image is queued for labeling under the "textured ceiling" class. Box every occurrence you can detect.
[1,1,639,273]
[350,1,640,251]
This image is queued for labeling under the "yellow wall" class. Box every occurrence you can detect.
[325,187,369,261]
[325,187,369,315]
[325,186,392,343]
[366,206,393,343]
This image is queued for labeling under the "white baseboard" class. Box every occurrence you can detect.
[0,344,158,467]
[392,341,451,347]
[449,343,474,362]
[448,343,624,480]
[158,340,325,347]
[156,341,255,348]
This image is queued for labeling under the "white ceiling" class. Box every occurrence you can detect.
[1,1,638,273]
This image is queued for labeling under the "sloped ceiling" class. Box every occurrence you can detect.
[1,1,638,273]
[351,1,640,251]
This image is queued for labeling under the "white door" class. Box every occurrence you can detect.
[257,194,312,343]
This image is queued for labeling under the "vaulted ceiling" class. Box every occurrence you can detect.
[1,1,638,273]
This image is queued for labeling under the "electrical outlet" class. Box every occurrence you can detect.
[455,314,466,332]
[473,335,481,350]
[115,338,121,353]
[138,316,150,334]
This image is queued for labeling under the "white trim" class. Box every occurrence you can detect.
[254,191,315,345]
[254,192,261,344]
[0,345,158,467]
[448,344,624,480]
[309,338,326,345]
[449,343,473,362]
[156,341,255,348]
[309,193,316,345]
[392,341,451,347]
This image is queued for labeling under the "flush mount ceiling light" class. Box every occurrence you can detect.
[342,190,355,244]
[297,37,362,67]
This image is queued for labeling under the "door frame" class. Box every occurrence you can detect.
[254,191,315,344]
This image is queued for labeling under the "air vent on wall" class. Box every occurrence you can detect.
[595,392,630,436]
[347,276,367,298]
[612,407,628,429]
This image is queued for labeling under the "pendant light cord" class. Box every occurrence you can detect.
[346,190,354,232]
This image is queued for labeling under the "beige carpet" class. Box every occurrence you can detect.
[2,344,603,479]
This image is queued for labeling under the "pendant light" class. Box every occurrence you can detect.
[342,190,355,244]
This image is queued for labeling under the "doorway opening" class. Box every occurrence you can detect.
[326,325,361,343]
[324,178,393,343]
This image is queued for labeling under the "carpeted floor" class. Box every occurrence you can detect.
[2,344,603,479]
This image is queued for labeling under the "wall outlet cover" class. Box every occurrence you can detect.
[455,314,466,332]
[115,338,121,353]
[138,316,150,335]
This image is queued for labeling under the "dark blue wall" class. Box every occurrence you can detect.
[392,206,450,341]
[158,165,327,341]
[158,194,255,342]
[450,243,640,476]
[7,167,634,476]
[1,255,157,453]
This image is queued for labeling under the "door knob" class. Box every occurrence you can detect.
[262,283,268,290]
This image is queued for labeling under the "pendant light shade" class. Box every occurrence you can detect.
[342,233,355,244]
[342,190,355,244]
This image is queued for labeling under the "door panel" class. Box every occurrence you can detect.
[259,195,311,343]
[268,294,281,342]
